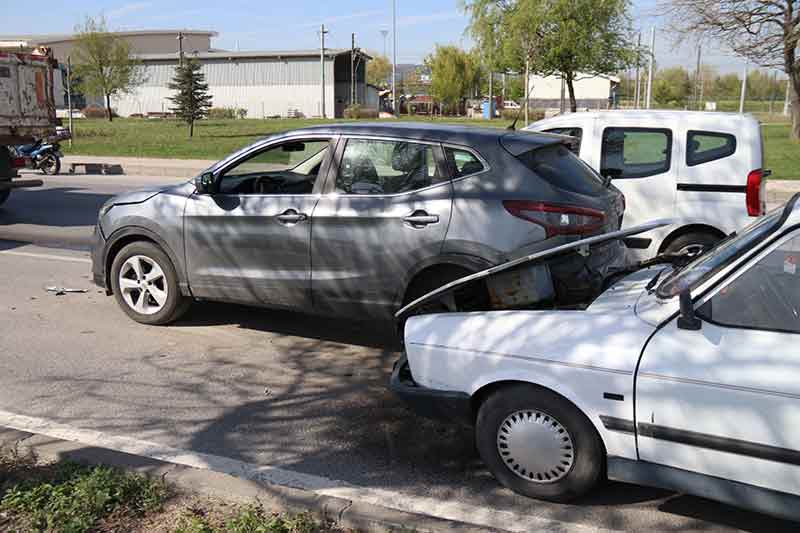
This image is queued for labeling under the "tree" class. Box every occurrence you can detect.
[426,46,480,114]
[653,67,692,107]
[465,0,640,113]
[367,55,392,88]
[167,58,213,138]
[71,17,144,122]
[665,0,800,141]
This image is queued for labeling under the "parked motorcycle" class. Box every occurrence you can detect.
[14,139,63,175]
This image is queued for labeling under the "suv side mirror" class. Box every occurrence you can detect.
[677,290,702,330]
[195,172,218,194]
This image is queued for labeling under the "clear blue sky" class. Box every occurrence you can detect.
[1,0,758,73]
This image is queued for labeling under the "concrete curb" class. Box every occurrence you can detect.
[0,427,491,533]
[62,156,214,178]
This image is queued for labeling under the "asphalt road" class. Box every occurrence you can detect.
[0,173,795,532]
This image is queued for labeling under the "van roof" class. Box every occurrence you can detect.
[530,110,759,126]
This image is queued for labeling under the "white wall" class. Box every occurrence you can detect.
[528,73,615,100]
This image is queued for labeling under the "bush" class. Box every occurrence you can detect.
[500,107,544,121]
[81,105,117,119]
[343,104,379,119]
[207,107,248,120]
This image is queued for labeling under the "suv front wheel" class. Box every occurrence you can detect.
[110,241,190,325]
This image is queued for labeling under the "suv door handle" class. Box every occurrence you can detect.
[276,210,308,224]
[403,212,439,227]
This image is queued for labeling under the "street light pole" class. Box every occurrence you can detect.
[392,0,397,117]
[739,61,748,114]
[380,29,388,58]
[320,24,328,119]
[66,56,73,147]
[645,27,655,109]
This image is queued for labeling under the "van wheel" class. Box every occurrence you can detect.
[111,241,190,325]
[663,232,721,258]
[476,384,604,502]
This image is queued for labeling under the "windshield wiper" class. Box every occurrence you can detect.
[646,270,663,293]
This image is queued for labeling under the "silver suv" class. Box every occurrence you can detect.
[90,123,626,325]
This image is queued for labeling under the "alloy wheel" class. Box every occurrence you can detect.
[118,255,169,315]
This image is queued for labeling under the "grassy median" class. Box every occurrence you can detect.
[62,115,799,179]
[0,447,343,533]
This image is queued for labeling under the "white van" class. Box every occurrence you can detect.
[525,110,767,257]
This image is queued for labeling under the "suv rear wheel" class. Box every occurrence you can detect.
[110,241,190,325]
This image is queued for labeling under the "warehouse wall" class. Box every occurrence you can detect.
[113,57,338,118]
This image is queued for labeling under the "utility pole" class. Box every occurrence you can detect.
[66,56,73,147]
[770,70,777,114]
[694,43,702,110]
[320,24,328,118]
[392,0,397,116]
[177,32,184,67]
[488,71,493,120]
[646,27,655,109]
[524,58,530,126]
[560,75,565,113]
[351,33,356,106]
[739,61,748,114]
[634,32,641,109]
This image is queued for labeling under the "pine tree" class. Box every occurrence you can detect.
[167,58,212,137]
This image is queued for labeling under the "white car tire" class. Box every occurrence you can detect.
[476,383,604,502]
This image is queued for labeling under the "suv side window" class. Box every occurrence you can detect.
[697,234,800,334]
[219,139,330,194]
[600,127,672,179]
[336,139,445,195]
[444,147,485,178]
[543,127,582,155]
[686,130,736,166]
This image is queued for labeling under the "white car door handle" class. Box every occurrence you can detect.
[277,211,308,224]
[403,213,439,226]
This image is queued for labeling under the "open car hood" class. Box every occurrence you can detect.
[395,219,674,320]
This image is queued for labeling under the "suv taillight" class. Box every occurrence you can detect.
[746,169,765,217]
[503,201,606,237]
[11,157,25,168]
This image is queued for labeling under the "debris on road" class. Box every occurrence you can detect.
[45,286,88,296]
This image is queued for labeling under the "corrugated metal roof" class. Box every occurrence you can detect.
[135,49,371,61]
[0,30,218,43]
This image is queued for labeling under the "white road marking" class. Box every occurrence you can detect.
[0,250,91,264]
[0,408,607,533]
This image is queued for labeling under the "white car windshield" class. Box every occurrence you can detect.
[656,207,784,299]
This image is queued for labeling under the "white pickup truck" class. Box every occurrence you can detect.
[0,43,60,206]
[525,110,767,258]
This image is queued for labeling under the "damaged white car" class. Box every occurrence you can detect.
[392,196,800,521]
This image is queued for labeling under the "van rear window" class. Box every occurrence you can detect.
[686,130,736,166]
[517,144,606,195]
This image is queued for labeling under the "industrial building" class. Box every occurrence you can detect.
[528,73,620,109]
[123,49,370,119]
[0,29,372,119]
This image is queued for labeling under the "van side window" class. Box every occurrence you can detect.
[686,131,737,166]
[600,128,672,179]
[543,127,582,155]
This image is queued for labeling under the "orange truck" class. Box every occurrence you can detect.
[0,43,60,206]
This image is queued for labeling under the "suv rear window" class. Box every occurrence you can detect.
[517,144,606,195]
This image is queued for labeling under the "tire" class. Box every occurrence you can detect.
[0,189,9,206]
[476,384,604,502]
[403,266,488,315]
[39,154,60,175]
[0,147,12,207]
[110,241,190,325]
[663,232,721,258]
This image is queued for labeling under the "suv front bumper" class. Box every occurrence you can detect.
[390,355,473,427]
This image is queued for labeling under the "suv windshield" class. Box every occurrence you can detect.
[656,208,784,299]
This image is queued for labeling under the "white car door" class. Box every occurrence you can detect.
[636,230,800,495]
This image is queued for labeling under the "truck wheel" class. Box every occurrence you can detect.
[476,384,604,502]
[110,241,191,325]
[663,232,721,258]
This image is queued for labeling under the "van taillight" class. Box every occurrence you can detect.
[746,169,765,217]
[503,201,606,237]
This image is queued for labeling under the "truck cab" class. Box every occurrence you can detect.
[526,110,766,258]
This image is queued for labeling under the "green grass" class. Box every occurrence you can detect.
[0,450,167,532]
[63,114,799,178]
[174,506,331,533]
